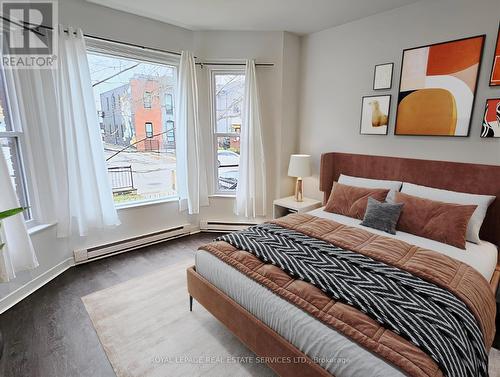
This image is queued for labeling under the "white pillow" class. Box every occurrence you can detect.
[401,182,495,244]
[338,174,402,202]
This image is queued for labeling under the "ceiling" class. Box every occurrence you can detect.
[87,0,422,35]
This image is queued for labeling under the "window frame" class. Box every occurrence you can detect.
[209,68,245,195]
[0,131,33,222]
[145,122,153,138]
[86,39,180,209]
[165,93,173,114]
[143,91,152,109]
[0,68,34,224]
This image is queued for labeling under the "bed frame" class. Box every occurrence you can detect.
[187,152,500,376]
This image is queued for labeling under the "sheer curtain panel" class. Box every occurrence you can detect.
[175,51,209,214]
[56,27,120,236]
[0,151,38,282]
[235,60,266,218]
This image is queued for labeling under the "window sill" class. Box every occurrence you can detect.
[28,222,57,235]
[209,194,236,199]
[115,196,179,211]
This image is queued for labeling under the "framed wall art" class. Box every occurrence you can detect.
[360,95,391,135]
[373,63,394,90]
[480,98,500,138]
[395,35,485,136]
[490,22,500,86]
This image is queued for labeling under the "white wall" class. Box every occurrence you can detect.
[299,0,500,200]
[279,32,301,197]
[193,31,300,220]
[60,0,194,53]
[0,1,301,309]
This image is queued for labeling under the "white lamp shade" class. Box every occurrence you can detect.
[288,154,311,178]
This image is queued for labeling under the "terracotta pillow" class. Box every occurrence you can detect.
[394,192,477,249]
[325,182,390,219]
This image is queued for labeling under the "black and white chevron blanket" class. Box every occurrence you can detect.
[217,223,488,377]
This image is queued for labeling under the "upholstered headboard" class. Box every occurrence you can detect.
[319,152,500,247]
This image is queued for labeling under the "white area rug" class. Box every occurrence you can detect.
[82,261,274,377]
[82,260,500,377]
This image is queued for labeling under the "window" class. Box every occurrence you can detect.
[166,120,175,143]
[87,51,178,206]
[145,122,153,138]
[0,70,31,220]
[211,71,245,193]
[165,93,173,114]
[143,91,152,108]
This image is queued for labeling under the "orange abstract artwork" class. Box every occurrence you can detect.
[490,24,500,86]
[395,35,485,136]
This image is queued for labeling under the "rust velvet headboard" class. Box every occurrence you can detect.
[319,152,500,247]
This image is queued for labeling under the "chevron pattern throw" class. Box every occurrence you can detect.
[218,223,488,377]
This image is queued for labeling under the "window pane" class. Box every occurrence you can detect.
[87,52,177,205]
[143,91,152,108]
[0,137,30,219]
[165,94,173,114]
[0,71,12,132]
[145,122,153,138]
[214,73,244,133]
[217,136,240,191]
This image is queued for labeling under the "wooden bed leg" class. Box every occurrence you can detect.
[189,295,193,312]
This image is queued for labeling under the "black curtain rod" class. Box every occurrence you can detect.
[1,17,274,67]
[195,62,274,67]
[0,16,182,56]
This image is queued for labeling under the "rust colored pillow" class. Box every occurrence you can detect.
[394,192,477,249]
[325,182,390,219]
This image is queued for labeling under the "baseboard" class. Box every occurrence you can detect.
[0,226,205,314]
[0,257,75,314]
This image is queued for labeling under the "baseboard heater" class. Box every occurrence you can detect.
[200,219,263,232]
[74,224,191,264]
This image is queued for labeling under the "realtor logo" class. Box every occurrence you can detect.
[1,0,58,68]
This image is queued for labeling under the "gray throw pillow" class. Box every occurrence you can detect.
[360,197,404,235]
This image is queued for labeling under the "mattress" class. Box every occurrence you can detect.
[195,209,497,376]
[196,249,406,377]
[309,207,498,281]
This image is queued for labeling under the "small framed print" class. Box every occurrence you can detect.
[373,63,394,90]
[480,98,500,138]
[360,95,391,135]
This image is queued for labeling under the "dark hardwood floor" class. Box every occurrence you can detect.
[0,231,499,377]
[0,232,219,377]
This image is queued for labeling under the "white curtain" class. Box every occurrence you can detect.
[235,60,266,217]
[4,27,120,238]
[55,26,120,236]
[0,150,38,282]
[175,51,209,214]
[2,35,66,234]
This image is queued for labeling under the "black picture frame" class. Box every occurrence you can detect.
[489,21,500,87]
[480,98,500,138]
[394,34,485,137]
[359,94,391,135]
[373,62,394,90]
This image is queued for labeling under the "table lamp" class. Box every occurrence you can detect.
[288,154,311,202]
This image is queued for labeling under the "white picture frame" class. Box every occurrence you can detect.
[360,95,391,135]
[373,63,394,90]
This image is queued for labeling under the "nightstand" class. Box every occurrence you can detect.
[273,196,322,219]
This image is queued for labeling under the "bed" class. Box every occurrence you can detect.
[187,152,500,377]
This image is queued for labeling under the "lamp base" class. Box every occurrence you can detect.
[294,178,303,202]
